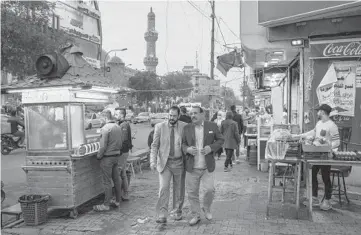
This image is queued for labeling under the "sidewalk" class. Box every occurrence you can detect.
[3,156,361,235]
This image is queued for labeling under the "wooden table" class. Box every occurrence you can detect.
[304,159,361,221]
[267,157,302,219]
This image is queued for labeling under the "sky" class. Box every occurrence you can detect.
[98,0,244,97]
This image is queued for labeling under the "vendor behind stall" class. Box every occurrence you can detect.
[297,104,340,211]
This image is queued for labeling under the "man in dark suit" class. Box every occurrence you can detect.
[221,112,240,172]
[179,106,192,123]
[182,106,224,226]
[230,105,243,163]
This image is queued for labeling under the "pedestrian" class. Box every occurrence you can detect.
[214,110,225,160]
[298,104,340,211]
[221,112,240,172]
[7,110,25,147]
[94,110,123,211]
[179,106,191,123]
[116,108,132,201]
[230,105,244,164]
[182,106,224,226]
[148,123,156,148]
[150,106,187,223]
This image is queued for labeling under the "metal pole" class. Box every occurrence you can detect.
[299,47,305,132]
[209,0,215,118]
[103,48,127,77]
[243,68,246,106]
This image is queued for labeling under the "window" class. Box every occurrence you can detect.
[70,105,85,148]
[52,15,60,30]
[27,105,68,150]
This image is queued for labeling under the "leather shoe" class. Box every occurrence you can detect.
[202,208,212,220]
[188,216,200,226]
[156,217,167,224]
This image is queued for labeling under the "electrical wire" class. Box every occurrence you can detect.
[215,16,227,50]
[219,17,240,41]
[187,0,211,20]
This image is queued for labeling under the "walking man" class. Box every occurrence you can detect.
[150,106,187,223]
[94,110,123,211]
[116,108,132,201]
[230,105,244,164]
[221,111,240,172]
[182,106,224,226]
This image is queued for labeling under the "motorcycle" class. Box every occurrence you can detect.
[1,133,24,155]
[1,181,5,203]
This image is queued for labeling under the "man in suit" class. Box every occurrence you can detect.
[182,106,224,226]
[230,105,244,164]
[221,111,240,172]
[179,106,192,123]
[150,106,187,223]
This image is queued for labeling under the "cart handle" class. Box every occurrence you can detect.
[21,165,70,173]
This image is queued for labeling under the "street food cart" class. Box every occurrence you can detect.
[2,45,133,218]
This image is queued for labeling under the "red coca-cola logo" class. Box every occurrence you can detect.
[323,41,361,57]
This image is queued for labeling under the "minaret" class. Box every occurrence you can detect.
[143,7,158,73]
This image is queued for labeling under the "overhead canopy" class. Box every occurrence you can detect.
[2,44,134,94]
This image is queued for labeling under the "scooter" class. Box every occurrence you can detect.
[1,133,24,155]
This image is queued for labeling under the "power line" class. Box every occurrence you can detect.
[187,0,211,20]
[215,16,227,49]
[219,17,240,41]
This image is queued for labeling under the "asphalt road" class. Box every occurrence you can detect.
[1,122,152,209]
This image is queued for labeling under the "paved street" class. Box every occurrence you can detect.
[3,154,361,235]
[1,123,152,210]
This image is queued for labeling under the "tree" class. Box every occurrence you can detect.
[161,72,193,99]
[128,71,162,105]
[240,83,255,107]
[1,1,72,79]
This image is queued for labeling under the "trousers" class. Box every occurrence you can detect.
[312,165,332,200]
[100,156,122,206]
[225,148,234,167]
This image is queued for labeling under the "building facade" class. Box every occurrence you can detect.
[240,0,361,150]
[144,7,159,73]
[105,55,137,87]
[182,66,200,77]
[54,0,102,68]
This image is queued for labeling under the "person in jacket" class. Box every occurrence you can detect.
[214,111,225,160]
[116,108,133,201]
[182,106,224,226]
[221,112,240,172]
[150,106,187,223]
[148,123,156,148]
[94,110,123,211]
[230,105,244,163]
[179,106,191,123]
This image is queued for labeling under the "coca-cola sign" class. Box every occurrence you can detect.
[310,40,361,59]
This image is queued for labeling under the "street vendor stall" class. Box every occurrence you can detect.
[1,45,133,218]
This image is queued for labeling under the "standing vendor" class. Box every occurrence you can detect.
[297,104,340,211]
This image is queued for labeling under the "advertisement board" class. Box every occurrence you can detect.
[197,79,221,96]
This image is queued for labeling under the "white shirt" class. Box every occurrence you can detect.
[194,122,206,169]
[303,119,340,150]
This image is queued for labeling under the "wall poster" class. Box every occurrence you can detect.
[316,61,357,117]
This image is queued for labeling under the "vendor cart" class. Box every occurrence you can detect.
[2,45,133,218]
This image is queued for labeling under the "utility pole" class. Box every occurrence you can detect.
[210,0,215,80]
[243,68,246,107]
[196,51,198,70]
[209,0,215,117]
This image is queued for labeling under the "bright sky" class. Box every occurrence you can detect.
[99,0,244,97]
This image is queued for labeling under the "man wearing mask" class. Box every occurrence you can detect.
[298,104,340,211]
[230,105,244,163]
[179,106,191,124]
[94,110,123,211]
[116,108,133,201]
[182,106,224,226]
[150,106,187,223]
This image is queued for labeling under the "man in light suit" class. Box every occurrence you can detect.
[182,106,224,226]
[150,106,187,223]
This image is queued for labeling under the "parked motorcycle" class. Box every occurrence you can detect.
[1,181,5,203]
[1,133,24,155]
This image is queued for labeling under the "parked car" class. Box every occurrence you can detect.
[133,112,151,124]
[150,113,168,126]
[85,113,105,130]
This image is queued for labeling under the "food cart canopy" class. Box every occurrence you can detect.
[1,44,134,94]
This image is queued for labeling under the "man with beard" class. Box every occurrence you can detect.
[116,108,133,201]
[182,106,224,226]
[150,106,187,223]
[298,104,340,211]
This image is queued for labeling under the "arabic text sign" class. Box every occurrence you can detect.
[197,79,221,96]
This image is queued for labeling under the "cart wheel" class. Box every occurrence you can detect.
[69,208,78,219]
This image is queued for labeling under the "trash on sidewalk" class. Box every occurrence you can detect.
[136,217,149,224]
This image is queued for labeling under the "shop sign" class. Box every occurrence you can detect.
[316,62,357,117]
[84,56,100,69]
[197,79,221,96]
[310,40,361,59]
[22,89,71,104]
[356,65,361,88]
[331,115,353,127]
[63,27,100,44]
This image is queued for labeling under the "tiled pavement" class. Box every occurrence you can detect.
[2,156,361,235]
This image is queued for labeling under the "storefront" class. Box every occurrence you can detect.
[305,36,361,150]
